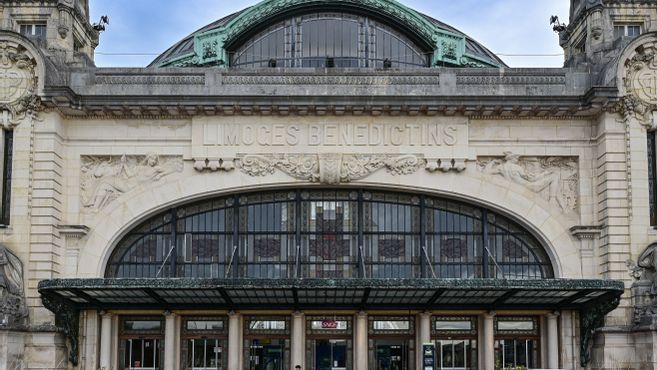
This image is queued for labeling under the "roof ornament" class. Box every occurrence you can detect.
[92,15,110,32]
[550,15,567,33]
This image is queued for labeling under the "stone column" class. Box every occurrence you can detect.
[355,312,368,370]
[99,312,113,370]
[228,312,241,370]
[417,312,432,368]
[482,312,495,370]
[547,312,560,369]
[291,312,305,370]
[164,312,177,370]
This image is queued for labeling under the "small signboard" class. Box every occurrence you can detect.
[422,343,435,370]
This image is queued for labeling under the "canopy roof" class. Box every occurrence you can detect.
[38,278,623,367]
[150,0,506,68]
[39,278,622,311]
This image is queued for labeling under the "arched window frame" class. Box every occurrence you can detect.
[106,189,554,280]
[229,12,430,69]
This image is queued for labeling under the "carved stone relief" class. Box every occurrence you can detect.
[0,244,27,328]
[237,153,426,185]
[0,41,40,128]
[80,153,183,211]
[477,152,579,213]
[620,42,657,128]
[628,243,657,325]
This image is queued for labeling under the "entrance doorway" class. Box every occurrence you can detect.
[431,316,478,370]
[181,317,228,370]
[248,340,285,370]
[374,340,409,370]
[306,316,353,370]
[368,317,415,370]
[494,317,540,370]
[119,317,164,370]
[244,316,291,370]
[313,339,347,370]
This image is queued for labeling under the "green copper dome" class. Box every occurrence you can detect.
[150,0,506,68]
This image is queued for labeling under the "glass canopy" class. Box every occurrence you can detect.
[106,189,553,280]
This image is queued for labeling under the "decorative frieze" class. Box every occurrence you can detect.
[457,75,566,85]
[0,41,40,128]
[95,74,206,85]
[80,154,183,211]
[478,152,579,213]
[235,153,427,185]
[221,75,440,85]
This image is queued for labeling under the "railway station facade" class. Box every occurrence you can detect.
[2,0,657,369]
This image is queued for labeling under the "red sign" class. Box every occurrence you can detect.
[321,320,338,329]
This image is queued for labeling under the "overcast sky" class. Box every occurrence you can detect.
[90,0,570,68]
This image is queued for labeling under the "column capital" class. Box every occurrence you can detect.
[547,311,561,319]
[99,311,113,318]
[357,311,367,318]
[484,310,496,318]
[163,310,176,318]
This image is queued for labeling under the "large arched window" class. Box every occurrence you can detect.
[106,190,554,280]
[229,12,430,68]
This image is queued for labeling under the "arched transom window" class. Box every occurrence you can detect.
[106,190,554,280]
[229,12,430,68]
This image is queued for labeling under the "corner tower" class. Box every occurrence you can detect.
[559,0,657,68]
[0,0,98,65]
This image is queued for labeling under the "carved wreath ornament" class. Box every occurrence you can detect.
[0,42,39,128]
[238,153,426,185]
[621,43,657,128]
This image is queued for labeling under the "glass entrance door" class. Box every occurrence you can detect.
[249,340,285,370]
[495,339,538,370]
[375,340,409,370]
[186,339,223,370]
[314,339,347,370]
[124,339,161,370]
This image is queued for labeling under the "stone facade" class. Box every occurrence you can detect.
[1,0,657,369]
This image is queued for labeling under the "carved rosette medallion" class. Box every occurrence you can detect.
[80,153,183,212]
[0,41,40,128]
[237,153,426,185]
[477,152,579,213]
[621,43,657,128]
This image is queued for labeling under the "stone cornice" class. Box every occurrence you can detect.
[40,68,619,119]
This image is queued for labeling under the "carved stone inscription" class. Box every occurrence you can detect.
[478,152,579,213]
[81,154,183,211]
[203,122,459,148]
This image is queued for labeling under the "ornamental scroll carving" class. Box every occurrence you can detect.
[477,152,579,213]
[0,41,40,128]
[620,42,657,128]
[238,153,426,185]
[80,153,183,211]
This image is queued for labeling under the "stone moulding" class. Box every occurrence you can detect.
[477,152,579,213]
